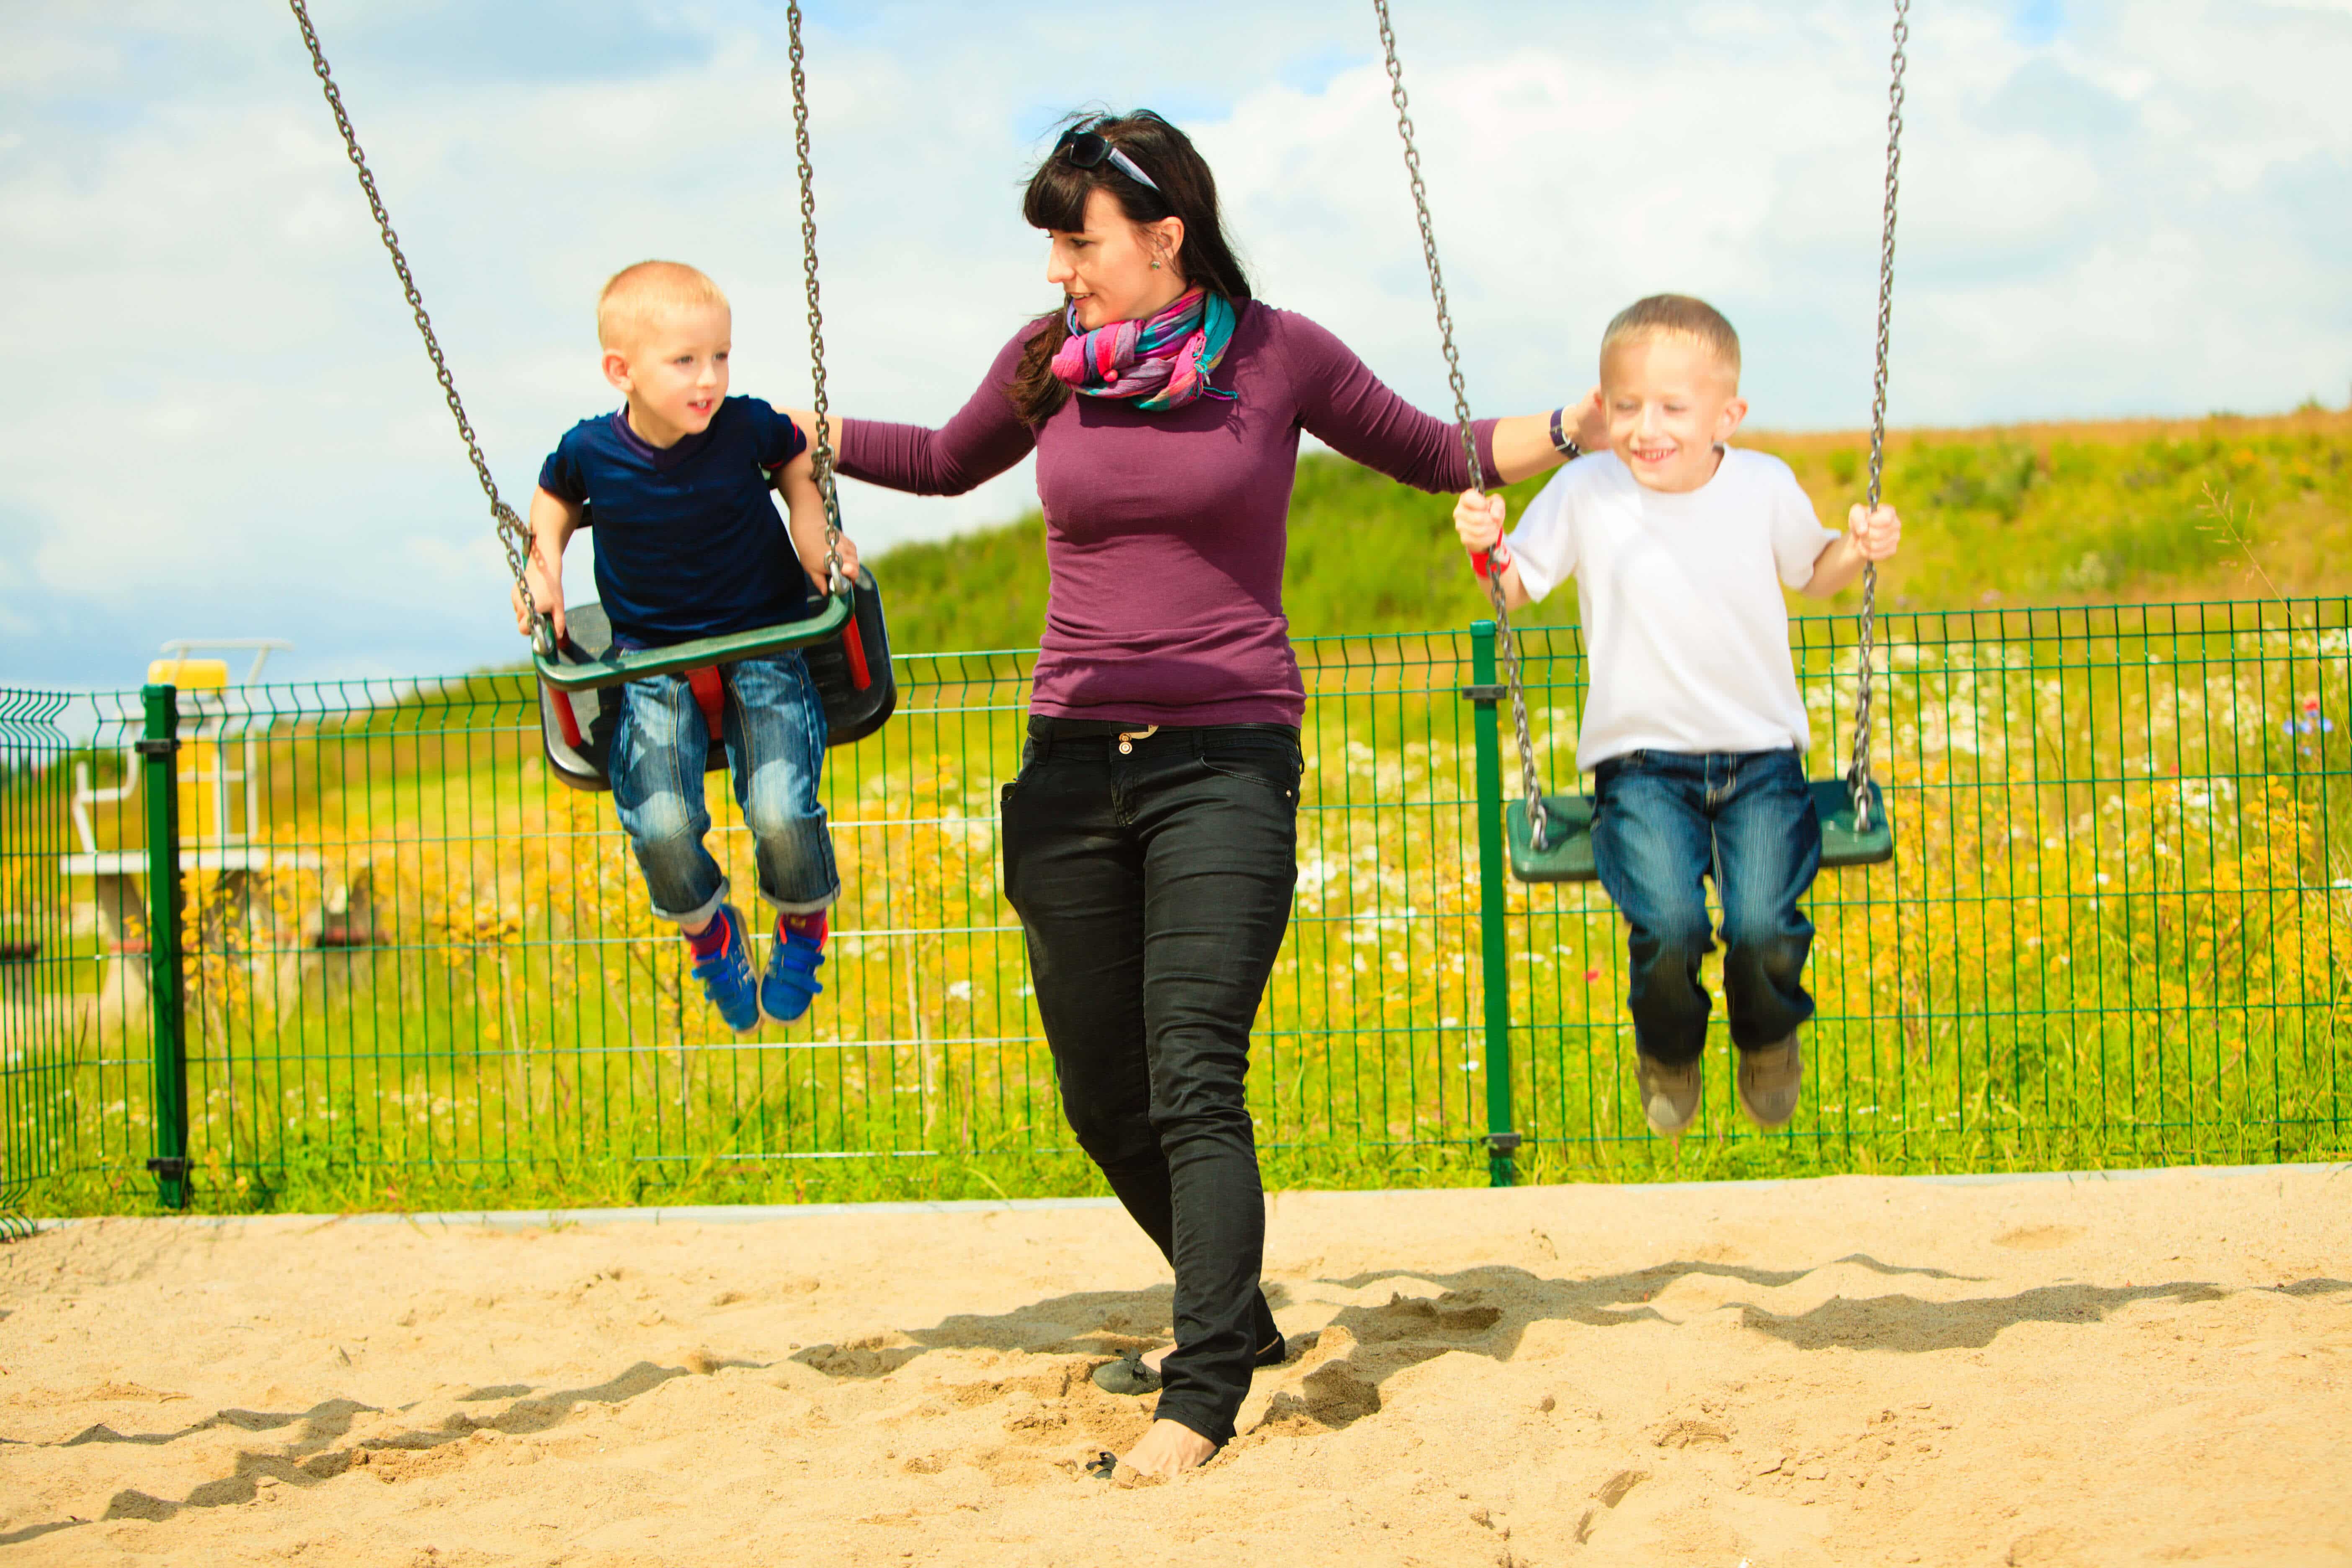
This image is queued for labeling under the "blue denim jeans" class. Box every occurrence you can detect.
[607,652,839,926]
[1590,748,1820,1067]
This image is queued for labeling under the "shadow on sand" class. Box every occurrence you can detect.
[0,1358,758,1547]
[788,1256,2349,1436]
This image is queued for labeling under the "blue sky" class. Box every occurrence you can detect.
[3,0,2349,687]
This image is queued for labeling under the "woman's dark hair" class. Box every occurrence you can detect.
[1008,110,1253,426]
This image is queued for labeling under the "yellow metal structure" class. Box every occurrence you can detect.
[145,658,230,689]
[63,640,317,958]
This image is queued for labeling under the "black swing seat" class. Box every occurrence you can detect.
[537,565,897,794]
[1505,776,1894,884]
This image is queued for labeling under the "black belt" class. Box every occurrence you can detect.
[1026,715,1298,740]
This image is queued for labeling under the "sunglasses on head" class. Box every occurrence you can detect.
[1053,119,1162,193]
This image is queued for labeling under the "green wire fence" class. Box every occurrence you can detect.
[3,598,2349,1215]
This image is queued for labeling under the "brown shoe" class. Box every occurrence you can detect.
[1635,1053,1702,1138]
[1737,1033,1804,1130]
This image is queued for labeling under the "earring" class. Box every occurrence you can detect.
[1150,258,1162,269]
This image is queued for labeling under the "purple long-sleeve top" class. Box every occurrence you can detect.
[837,301,1499,727]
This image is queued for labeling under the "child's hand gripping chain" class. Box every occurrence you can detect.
[513,490,577,647]
[1846,501,1902,559]
[1454,489,1532,609]
[1794,500,1904,598]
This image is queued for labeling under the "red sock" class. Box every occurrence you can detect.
[686,911,731,958]
[779,910,828,946]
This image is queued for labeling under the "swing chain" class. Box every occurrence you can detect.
[1850,0,1908,833]
[284,0,549,655]
[786,3,846,598]
[1372,0,1550,846]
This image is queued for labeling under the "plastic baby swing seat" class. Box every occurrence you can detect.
[536,564,897,794]
[1505,776,1896,885]
[282,0,895,798]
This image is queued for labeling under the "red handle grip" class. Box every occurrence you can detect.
[1468,538,1514,578]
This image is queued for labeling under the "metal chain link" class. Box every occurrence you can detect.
[786,3,845,596]
[285,0,549,653]
[1372,0,1552,845]
[1848,0,1909,831]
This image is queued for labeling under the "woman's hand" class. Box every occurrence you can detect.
[1455,489,1506,556]
[1564,386,1607,453]
[1847,502,1902,561]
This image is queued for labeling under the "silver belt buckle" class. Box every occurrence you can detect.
[1116,724,1159,756]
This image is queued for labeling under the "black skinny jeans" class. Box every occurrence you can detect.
[1000,716,1300,1447]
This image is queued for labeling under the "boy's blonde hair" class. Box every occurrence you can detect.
[597,260,730,351]
[1601,294,1741,381]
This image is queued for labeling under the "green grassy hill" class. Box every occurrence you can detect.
[872,407,2352,652]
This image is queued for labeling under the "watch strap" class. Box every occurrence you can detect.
[1550,405,1580,458]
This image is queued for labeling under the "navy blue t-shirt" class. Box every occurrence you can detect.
[538,396,812,647]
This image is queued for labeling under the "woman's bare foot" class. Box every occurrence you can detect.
[1122,1418,1215,1478]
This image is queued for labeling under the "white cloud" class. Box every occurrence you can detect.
[2,0,2349,686]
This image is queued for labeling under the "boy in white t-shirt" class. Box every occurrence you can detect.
[1453,294,1901,1137]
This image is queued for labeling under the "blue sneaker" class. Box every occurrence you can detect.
[760,911,827,1024]
[688,905,760,1035]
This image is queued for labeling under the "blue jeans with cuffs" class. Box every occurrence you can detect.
[1590,747,1820,1068]
[607,650,840,927]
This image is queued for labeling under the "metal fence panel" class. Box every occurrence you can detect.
[1505,600,2352,1170]
[1,686,150,1213]
[1,598,2346,1208]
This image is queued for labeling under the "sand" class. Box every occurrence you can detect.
[1,1166,2346,1567]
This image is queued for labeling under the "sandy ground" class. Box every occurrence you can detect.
[0,1167,2347,1568]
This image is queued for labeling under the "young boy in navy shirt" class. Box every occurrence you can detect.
[1455,295,1901,1137]
[513,260,861,1032]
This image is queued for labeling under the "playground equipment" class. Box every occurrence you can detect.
[1369,0,1906,882]
[61,640,324,969]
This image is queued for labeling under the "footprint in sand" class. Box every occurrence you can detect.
[793,1336,923,1378]
[1994,1225,2085,1251]
[1248,1290,1507,1438]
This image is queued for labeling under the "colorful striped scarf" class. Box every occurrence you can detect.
[1050,286,1238,413]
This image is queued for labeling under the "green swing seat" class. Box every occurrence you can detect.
[535,567,897,794]
[1506,776,1895,884]
[532,592,852,692]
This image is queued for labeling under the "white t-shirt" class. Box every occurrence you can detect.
[1507,447,1839,773]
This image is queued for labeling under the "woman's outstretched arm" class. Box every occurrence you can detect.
[787,327,1040,498]
[1287,311,1604,490]
[1488,391,1606,484]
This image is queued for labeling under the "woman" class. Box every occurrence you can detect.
[810,111,1600,1476]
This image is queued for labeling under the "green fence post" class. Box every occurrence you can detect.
[139,684,190,1211]
[1467,622,1519,1187]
